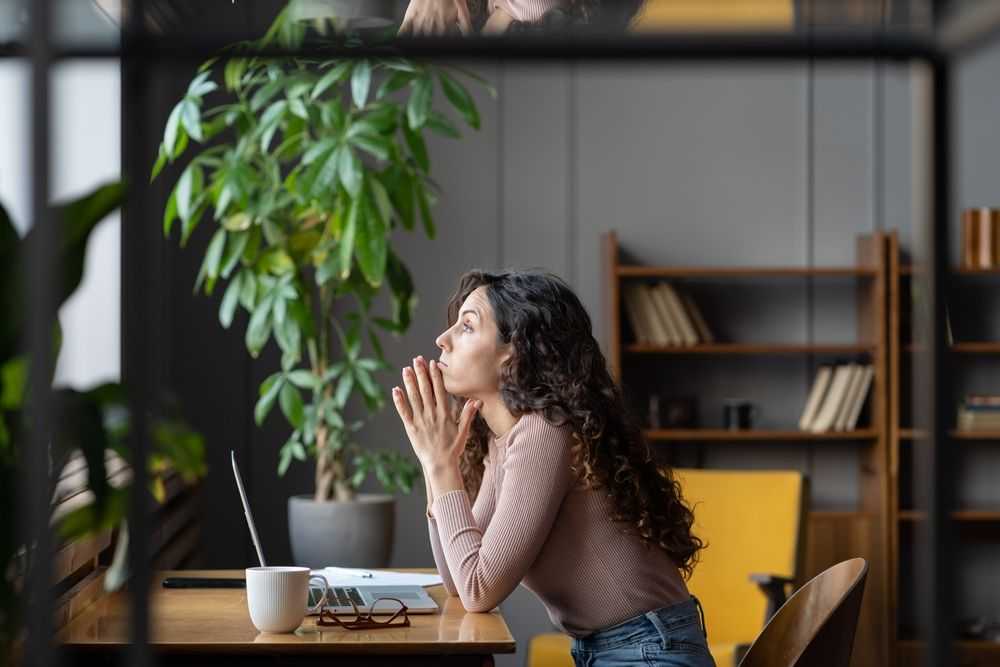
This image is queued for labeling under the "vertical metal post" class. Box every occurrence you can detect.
[22,0,56,661]
[122,0,152,663]
[924,53,956,667]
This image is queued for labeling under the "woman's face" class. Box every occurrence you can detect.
[434,286,511,399]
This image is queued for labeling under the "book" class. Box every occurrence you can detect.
[799,365,834,431]
[809,364,854,433]
[844,364,874,430]
[834,363,863,431]
[622,284,652,343]
[648,282,683,345]
[980,211,994,269]
[639,284,671,345]
[658,283,699,346]
[679,289,715,343]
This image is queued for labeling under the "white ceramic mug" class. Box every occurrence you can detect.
[245,566,328,633]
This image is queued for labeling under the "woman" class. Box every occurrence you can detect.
[397,0,643,36]
[391,269,714,667]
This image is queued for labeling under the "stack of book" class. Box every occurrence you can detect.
[622,282,714,346]
[798,361,875,432]
[957,395,1000,432]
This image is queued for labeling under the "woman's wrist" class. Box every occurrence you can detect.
[428,461,465,499]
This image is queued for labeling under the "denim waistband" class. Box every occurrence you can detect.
[572,596,707,652]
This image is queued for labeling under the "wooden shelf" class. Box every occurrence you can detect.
[904,342,1000,353]
[953,342,1000,353]
[645,429,877,441]
[900,429,1000,440]
[899,265,1000,275]
[625,343,874,355]
[898,639,1000,658]
[617,265,876,278]
[898,510,1000,522]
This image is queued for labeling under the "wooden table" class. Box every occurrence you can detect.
[59,569,516,666]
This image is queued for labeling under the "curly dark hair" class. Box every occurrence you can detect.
[445,268,704,579]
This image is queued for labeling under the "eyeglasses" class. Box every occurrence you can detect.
[316,595,411,631]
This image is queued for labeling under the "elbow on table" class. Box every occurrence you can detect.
[457,591,499,613]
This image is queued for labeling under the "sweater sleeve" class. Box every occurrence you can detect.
[431,419,573,613]
[427,456,498,598]
[492,0,564,23]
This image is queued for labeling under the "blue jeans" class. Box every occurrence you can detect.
[570,596,715,667]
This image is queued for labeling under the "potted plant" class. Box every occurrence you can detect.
[151,5,489,567]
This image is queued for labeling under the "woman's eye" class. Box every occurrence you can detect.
[462,323,473,333]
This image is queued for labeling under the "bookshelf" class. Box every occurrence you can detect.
[887,230,1000,666]
[602,230,892,666]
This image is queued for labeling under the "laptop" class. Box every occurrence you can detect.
[231,450,439,615]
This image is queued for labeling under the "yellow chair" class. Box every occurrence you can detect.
[527,468,806,667]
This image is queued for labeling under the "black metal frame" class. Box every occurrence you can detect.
[15,1,991,664]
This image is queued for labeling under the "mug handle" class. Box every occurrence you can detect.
[752,405,761,424]
[308,575,329,614]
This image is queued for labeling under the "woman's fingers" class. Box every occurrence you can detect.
[455,0,472,34]
[429,360,448,418]
[391,385,413,425]
[401,366,423,416]
[456,398,481,443]
[412,358,436,415]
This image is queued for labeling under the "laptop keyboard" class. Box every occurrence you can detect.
[331,587,364,608]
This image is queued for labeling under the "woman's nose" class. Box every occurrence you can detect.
[435,332,448,350]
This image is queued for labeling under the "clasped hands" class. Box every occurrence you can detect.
[391,355,482,473]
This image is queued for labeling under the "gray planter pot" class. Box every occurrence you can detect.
[287,494,395,569]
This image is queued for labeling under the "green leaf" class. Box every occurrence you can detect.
[0,356,28,410]
[376,70,415,100]
[438,71,480,129]
[224,58,248,92]
[426,110,460,138]
[355,192,387,288]
[383,167,414,231]
[219,272,242,328]
[254,372,284,426]
[251,78,284,112]
[351,59,372,108]
[279,382,305,429]
[353,365,378,399]
[406,77,432,129]
[238,269,257,310]
[415,179,436,239]
[311,61,352,100]
[164,102,184,156]
[219,229,249,278]
[287,369,316,390]
[278,447,292,476]
[163,187,178,237]
[204,228,227,279]
[181,98,204,142]
[349,130,390,162]
[245,294,273,357]
[151,143,168,181]
[403,124,429,173]
[338,147,362,197]
[334,372,354,408]
[176,162,202,224]
[223,211,252,231]
[338,196,360,279]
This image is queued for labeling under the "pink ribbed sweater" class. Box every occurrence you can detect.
[492,0,563,23]
[426,411,689,637]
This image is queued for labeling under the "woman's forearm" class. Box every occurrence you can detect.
[424,467,435,516]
